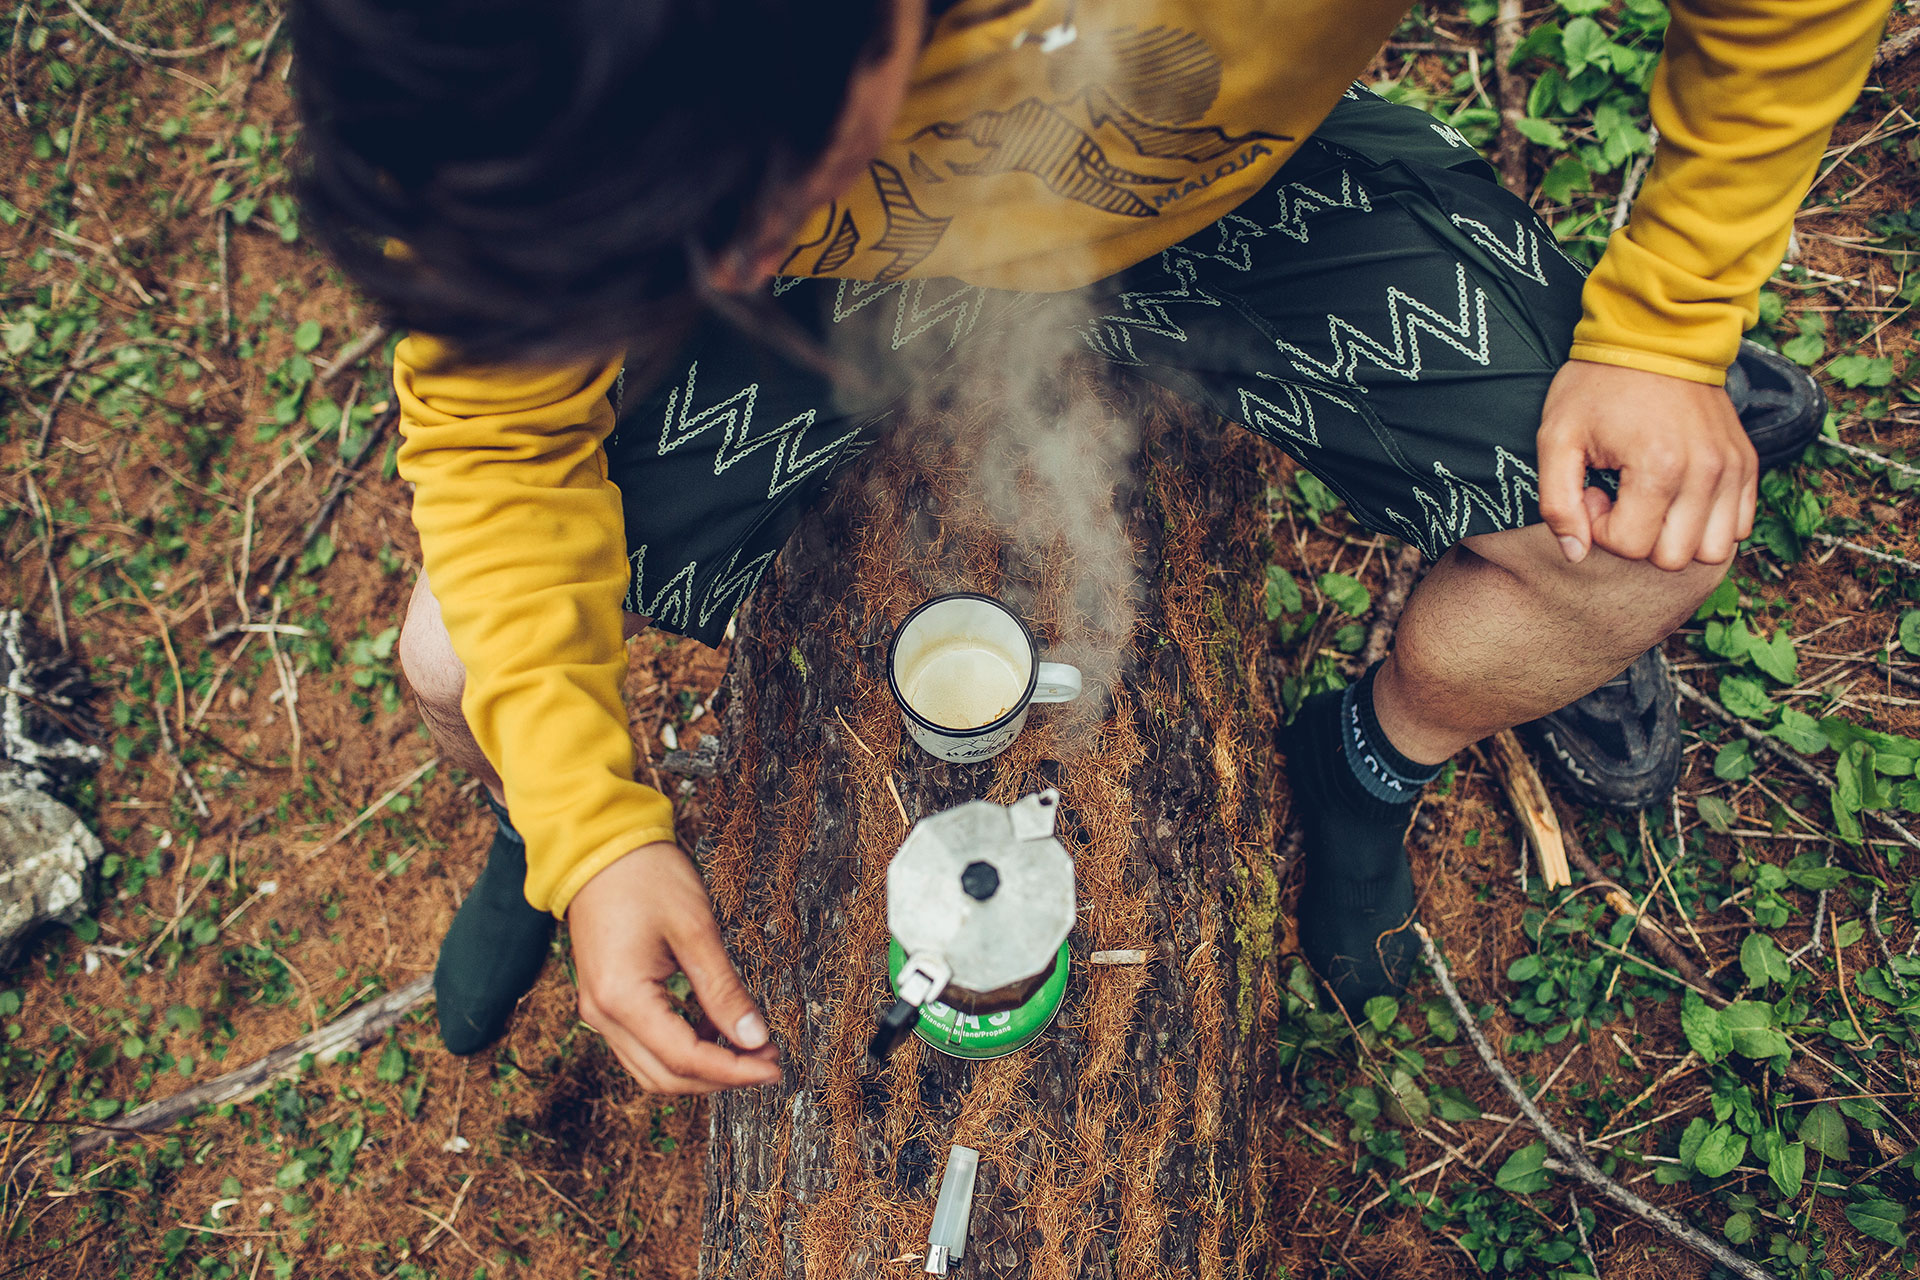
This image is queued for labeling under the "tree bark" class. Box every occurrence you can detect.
[696,383,1294,1280]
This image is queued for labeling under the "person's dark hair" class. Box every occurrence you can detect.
[291,0,895,367]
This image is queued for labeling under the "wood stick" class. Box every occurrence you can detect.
[251,407,397,606]
[1874,24,1920,70]
[1486,730,1571,888]
[1415,923,1773,1280]
[1362,542,1423,667]
[33,330,99,457]
[216,211,231,348]
[51,976,432,1163]
[1673,676,1920,866]
[1812,532,1920,575]
[64,0,225,60]
[1492,0,1528,194]
[314,324,391,392]
[1824,435,1920,484]
[153,696,210,819]
[1563,841,1717,992]
[1609,132,1656,232]
[21,477,68,654]
[302,756,441,859]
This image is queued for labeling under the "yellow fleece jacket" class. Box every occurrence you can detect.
[395,0,1889,915]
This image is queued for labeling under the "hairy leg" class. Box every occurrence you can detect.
[1373,522,1727,765]
[398,574,649,804]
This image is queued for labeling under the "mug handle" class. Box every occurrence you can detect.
[1033,662,1083,704]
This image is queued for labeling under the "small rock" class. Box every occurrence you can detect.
[227,686,249,710]
[0,775,105,970]
[1,611,103,970]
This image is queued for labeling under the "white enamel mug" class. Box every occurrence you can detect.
[887,593,1083,764]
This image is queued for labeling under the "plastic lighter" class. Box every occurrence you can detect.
[924,1145,979,1275]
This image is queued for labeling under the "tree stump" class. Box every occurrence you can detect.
[696,377,1301,1280]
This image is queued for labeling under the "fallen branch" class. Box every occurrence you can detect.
[51,976,432,1163]
[33,330,99,457]
[153,696,210,820]
[658,736,724,779]
[1874,24,1919,70]
[1673,676,1919,868]
[1812,532,1920,575]
[1824,436,1920,485]
[315,324,392,392]
[21,477,69,655]
[205,407,400,633]
[302,755,441,860]
[64,0,226,60]
[1415,923,1773,1280]
[1486,730,1571,888]
[1362,542,1424,667]
[1562,840,1717,992]
[1609,128,1658,233]
[1492,0,1528,193]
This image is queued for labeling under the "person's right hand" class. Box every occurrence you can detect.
[568,841,782,1094]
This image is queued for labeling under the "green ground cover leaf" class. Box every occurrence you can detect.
[1748,628,1797,684]
[1844,1197,1907,1246]
[1719,1001,1790,1060]
[1718,673,1773,719]
[1712,741,1753,782]
[1681,991,1731,1063]
[1318,573,1370,616]
[1772,708,1827,755]
[1696,794,1738,833]
[1265,566,1302,619]
[1767,1139,1805,1199]
[1495,1141,1550,1194]
[1739,933,1790,989]
[1693,1124,1747,1178]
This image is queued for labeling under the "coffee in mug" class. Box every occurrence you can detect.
[887,593,1082,763]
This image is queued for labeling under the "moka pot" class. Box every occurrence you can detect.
[871,789,1076,1061]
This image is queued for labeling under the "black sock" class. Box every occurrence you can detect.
[1338,665,1444,808]
[434,801,557,1055]
[1283,665,1439,1009]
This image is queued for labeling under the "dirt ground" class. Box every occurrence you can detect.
[1,2,1917,1278]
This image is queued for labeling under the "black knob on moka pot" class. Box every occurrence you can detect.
[872,790,1076,1063]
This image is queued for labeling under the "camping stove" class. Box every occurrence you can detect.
[869,789,1076,1061]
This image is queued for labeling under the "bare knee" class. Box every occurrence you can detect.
[398,573,466,713]
[1459,523,1727,635]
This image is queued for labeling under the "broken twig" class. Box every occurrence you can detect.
[1486,730,1571,888]
[65,0,225,60]
[1415,923,1773,1280]
[52,976,432,1163]
[1362,542,1423,667]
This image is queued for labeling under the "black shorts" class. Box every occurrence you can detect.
[605,86,1588,646]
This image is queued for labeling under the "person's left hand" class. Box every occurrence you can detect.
[1535,359,1757,572]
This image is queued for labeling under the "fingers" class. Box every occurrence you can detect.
[582,980,781,1095]
[1649,463,1722,572]
[669,911,773,1052]
[1535,421,1594,564]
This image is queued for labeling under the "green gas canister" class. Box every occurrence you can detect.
[869,789,1076,1062]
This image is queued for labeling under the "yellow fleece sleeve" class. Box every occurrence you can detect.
[1571,0,1890,385]
[393,336,677,917]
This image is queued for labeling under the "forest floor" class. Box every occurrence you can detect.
[0,2,1917,1278]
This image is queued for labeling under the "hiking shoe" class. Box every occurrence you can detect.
[1519,341,1822,809]
[1727,338,1826,472]
[434,799,556,1055]
[1520,648,1681,810]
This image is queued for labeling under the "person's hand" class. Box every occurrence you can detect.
[568,842,782,1094]
[1536,359,1757,571]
